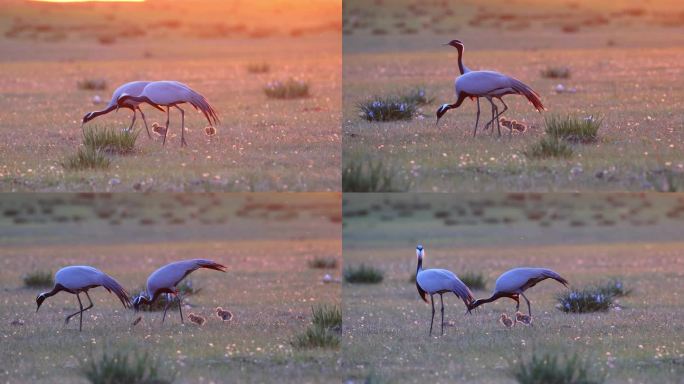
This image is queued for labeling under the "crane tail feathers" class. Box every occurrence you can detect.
[453,279,476,307]
[541,269,569,287]
[186,90,220,126]
[511,79,545,112]
[194,259,227,272]
[101,274,132,308]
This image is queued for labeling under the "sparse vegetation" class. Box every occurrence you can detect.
[343,157,409,192]
[524,136,574,159]
[83,127,139,155]
[557,288,612,313]
[358,97,415,122]
[246,62,270,74]
[540,66,571,79]
[545,115,601,143]
[264,79,309,99]
[460,271,486,290]
[308,256,338,269]
[595,278,631,297]
[399,87,434,106]
[312,304,342,332]
[77,78,107,90]
[510,351,604,384]
[23,270,53,288]
[62,147,111,171]
[292,305,341,349]
[81,350,172,384]
[344,264,384,284]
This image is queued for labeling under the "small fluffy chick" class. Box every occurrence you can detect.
[515,311,532,326]
[188,313,206,326]
[152,122,167,137]
[512,121,527,133]
[215,307,233,321]
[499,313,514,328]
[205,126,217,136]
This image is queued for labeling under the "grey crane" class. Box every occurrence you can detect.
[36,265,131,331]
[132,259,226,324]
[415,245,474,336]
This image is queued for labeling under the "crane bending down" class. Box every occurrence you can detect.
[436,70,545,137]
[132,259,226,324]
[415,245,474,336]
[117,81,219,147]
[36,266,131,331]
[468,267,568,319]
[81,81,164,138]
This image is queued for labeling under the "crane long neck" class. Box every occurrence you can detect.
[90,105,117,119]
[416,255,423,273]
[456,46,468,75]
[41,284,63,299]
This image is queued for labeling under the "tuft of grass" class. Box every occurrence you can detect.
[524,136,574,159]
[81,350,172,384]
[595,278,631,297]
[646,169,684,192]
[264,78,309,99]
[459,271,486,290]
[246,62,270,74]
[62,147,111,171]
[540,66,571,79]
[545,114,601,143]
[23,270,53,288]
[343,157,409,192]
[399,87,434,106]
[83,127,139,155]
[77,78,107,90]
[510,351,604,384]
[308,256,338,269]
[358,97,415,122]
[557,287,612,313]
[344,264,384,284]
[292,304,341,349]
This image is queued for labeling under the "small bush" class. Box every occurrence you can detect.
[540,67,571,79]
[400,87,434,106]
[81,350,172,384]
[511,351,604,384]
[308,257,338,269]
[460,271,486,290]
[78,78,107,90]
[343,157,408,192]
[264,79,309,99]
[62,147,111,171]
[292,305,341,349]
[83,127,139,155]
[595,278,631,297]
[545,115,601,143]
[344,264,384,284]
[246,62,270,74]
[524,136,573,159]
[557,288,612,313]
[23,270,53,288]
[358,97,415,122]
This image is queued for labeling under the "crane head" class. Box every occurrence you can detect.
[445,39,464,49]
[416,244,424,258]
[36,293,47,312]
[132,294,149,312]
[436,104,451,125]
[81,112,95,125]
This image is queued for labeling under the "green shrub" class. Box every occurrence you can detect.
[358,97,415,122]
[83,126,139,154]
[246,62,270,73]
[511,351,604,384]
[292,304,341,349]
[23,270,53,288]
[557,288,612,313]
[540,67,571,79]
[62,147,111,171]
[524,136,573,159]
[343,157,408,192]
[312,304,342,331]
[81,350,172,384]
[344,264,384,284]
[264,79,309,99]
[545,115,601,143]
[460,271,486,290]
[308,257,338,269]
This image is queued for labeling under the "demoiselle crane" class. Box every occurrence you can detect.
[468,267,568,319]
[35,266,131,331]
[116,81,219,147]
[415,245,475,336]
[82,81,163,138]
[132,259,226,324]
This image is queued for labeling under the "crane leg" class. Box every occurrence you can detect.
[162,106,170,146]
[65,291,94,326]
[472,98,480,137]
[176,293,184,324]
[175,105,187,147]
[521,292,532,318]
[161,294,172,324]
[127,110,137,133]
[439,293,445,336]
[429,294,435,336]
[138,107,152,139]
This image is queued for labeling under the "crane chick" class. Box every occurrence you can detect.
[216,307,233,321]
[205,126,217,136]
[152,122,167,137]
[515,311,532,326]
[188,313,206,326]
[499,313,514,328]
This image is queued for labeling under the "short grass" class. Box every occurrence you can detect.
[545,114,601,144]
[342,156,409,192]
[264,79,310,99]
[511,351,604,384]
[308,256,339,269]
[81,350,173,384]
[342,193,684,383]
[540,66,571,79]
[77,78,106,91]
[292,305,342,349]
[0,193,341,383]
[343,264,384,284]
[23,270,53,288]
[61,147,111,171]
[524,136,574,159]
[246,62,270,74]
[83,126,139,155]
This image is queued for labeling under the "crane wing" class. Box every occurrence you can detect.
[417,269,474,306]
[55,266,130,308]
[147,259,226,296]
[495,267,568,293]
